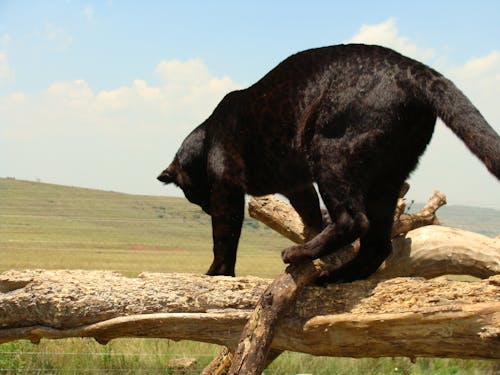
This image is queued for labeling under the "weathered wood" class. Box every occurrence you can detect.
[248,190,446,246]
[231,191,448,374]
[0,270,266,336]
[0,270,498,360]
[248,193,499,280]
[202,347,281,375]
[299,302,499,358]
[248,195,314,244]
[228,242,361,374]
[374,226,500,279]
[230,189,500,373]
[391,190,445,237]
[200,347,233,375]
[2,186,499,373]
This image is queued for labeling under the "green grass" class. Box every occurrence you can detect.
[1,340,498,374]
[0,177,291,278]
[0,177,499,374]
[0,339,223,374]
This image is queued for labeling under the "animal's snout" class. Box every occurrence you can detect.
[157,163,179,184]
[157,171,167,183]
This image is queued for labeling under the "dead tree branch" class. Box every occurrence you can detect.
[0,270,498,360]
[2,187,498,375]
[229,189,497,374]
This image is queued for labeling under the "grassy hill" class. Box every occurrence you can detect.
[409,203,499,237]
[1,177,497,276]
[0,177,498,374]
[0,177,291,277]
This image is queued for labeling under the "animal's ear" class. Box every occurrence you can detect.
[157,164,178,185]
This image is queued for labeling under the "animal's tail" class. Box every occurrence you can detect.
[423,72,500,179]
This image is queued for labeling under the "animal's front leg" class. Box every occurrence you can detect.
[281,180,369,264]
[281,210,369,263]
[206,188,244,276]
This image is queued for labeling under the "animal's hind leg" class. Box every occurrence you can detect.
[317,181,401,283]
[281,177,370,263]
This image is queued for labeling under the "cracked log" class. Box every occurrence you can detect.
[2,187,499,373]
[248,194,499,280]
[228,191,498,374]
[374,226,500,279]
[0,270,499,360]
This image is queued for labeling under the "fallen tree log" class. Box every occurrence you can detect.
[2,187,499,373]
[375,225,500,279]
[229,190,484,373]
[247,186,443,245]
[0,270,498,359]
[248,195,499,279]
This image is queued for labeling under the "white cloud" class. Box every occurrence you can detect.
[156,59,211,85]
[346,18,435,61]
[345,18,499,127]
[450,51,500,77]
[2,21,498,206]
[44,23,72,48]
[345,19,499,208]
[83,4,94,22]
[447,51,500,125]
[1,33,11,48]
[0,59,242,193]
[0,51,12,81]
[1,59,241,139]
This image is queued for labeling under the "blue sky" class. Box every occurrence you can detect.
[1,1,499,208]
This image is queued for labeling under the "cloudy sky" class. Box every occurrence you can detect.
[1,1,499,208]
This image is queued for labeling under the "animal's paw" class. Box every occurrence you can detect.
[281,244,314,264]
[206,262,235,277]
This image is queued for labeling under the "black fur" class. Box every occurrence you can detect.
[158,44,500,280]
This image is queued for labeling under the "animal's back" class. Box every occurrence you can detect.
[230,44,499,180]
[238,45,431,138]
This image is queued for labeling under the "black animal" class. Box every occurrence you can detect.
[158,44,499,281]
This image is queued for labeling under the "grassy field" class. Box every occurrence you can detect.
[0,177,291,278]
[0,177,498,374]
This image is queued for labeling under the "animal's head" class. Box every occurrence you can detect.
[157,125,210,213]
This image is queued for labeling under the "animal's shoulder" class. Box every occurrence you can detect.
[244,44,412,98]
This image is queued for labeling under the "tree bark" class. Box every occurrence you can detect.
[228,190,499,374]
[391,190,445,237]
[248,190,446,245]
[2,188,499,373]
[0,270,498,360]
[247,195,314,244]
[374,226,500,279]
[248,193,499,280]
[227,242,361,374]
[229,191,446,374]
